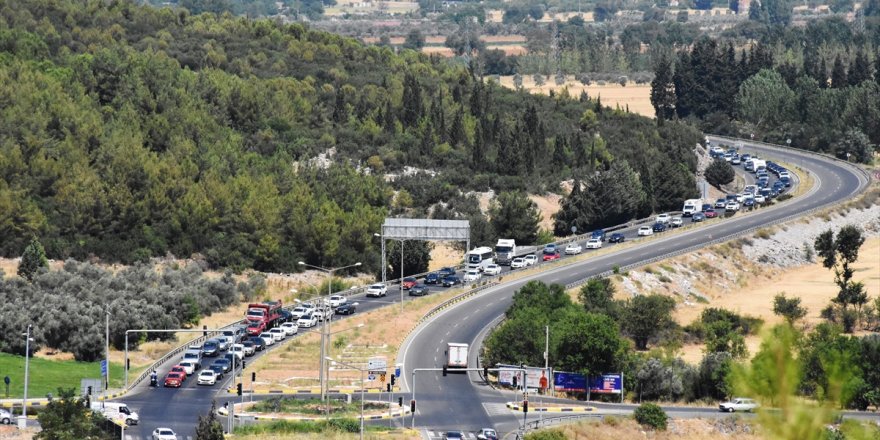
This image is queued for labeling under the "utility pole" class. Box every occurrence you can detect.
[541,325,548,427]
[105,307,110,393]
[22,325,32,426]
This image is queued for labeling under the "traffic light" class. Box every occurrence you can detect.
[242,360,246,370]
[87,386,92,396]
[203,325,208,337]
[483,366,488,379]
[386,383,391,392]
[410,399,416,413]
[126,359,130,371]
[442,365,447,377]
[512,375,517,388]
[252,372,256,382]
[390,375,396,386]
[398,397,403,407]
[522,400,528,413]
[237,383,243,396]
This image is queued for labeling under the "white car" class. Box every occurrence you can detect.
[290,306,306,320]
[719,397,758,412]
[0,408,13,425]
[178,361,197,376]
[268,328,286,342]
[483,264,502,276]
[523,254,538,266]
[230,344,245,361]
[725,201,740,211]
[655,213,671,224]
[328,295,347,307]
[152,428,178,440]
[638,226,653,236]
[463,270,481,282]
[670,217,683,227]
[585,238,602,249]
[564,243,583,255]
[754,194,766,204]
[196,370,217,386]
[280,322,299,336]
[366,283,388,297]
[298,314,318,328]
[313,307,331,322]
[510,258,526,269]
[258,332,275,346]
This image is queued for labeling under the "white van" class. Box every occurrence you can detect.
[91,402,139,425]
[681,199,702,217]
[466,246,495,272]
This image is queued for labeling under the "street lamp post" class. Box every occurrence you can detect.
[375,233,405,313]
[21,325,33,427]
[327,358,365,440]
[298,261,361,413]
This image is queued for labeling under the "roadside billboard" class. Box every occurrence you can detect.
[553,371,587,392]
[589,374,622,394]
[497,365,550,390]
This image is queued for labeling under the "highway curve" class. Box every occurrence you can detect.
[399,138,870,435]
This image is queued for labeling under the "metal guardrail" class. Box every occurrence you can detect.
[524,413,604,430]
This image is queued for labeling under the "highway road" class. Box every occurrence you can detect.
[399,138,870,437]
[116,138,869,439]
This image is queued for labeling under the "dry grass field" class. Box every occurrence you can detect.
[496,75,655,118]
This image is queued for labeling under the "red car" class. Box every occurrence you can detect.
[164,372,184,388]
[170,365,188,380]
[704,209,718,218]
[402,277,417,290]
[542,252,560,262]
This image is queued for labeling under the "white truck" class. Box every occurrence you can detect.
[681,199,703,217]
[494,239,537,266]
[745,159,766,172]
[90,401,140,426]
[446,342,468,369]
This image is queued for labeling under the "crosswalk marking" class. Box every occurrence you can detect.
[424,430,477,440]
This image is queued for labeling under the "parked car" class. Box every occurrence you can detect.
[425,273,441,284]
[409,284,429,296]
[152,428,178,440]
[297,314,318,328]
[196,370,217,386]
[692,212,706,222]
[719,398,758,412]
[280,322,299,336]
[655,213,671,224]
[703,208,718,218]
[510,258,526,269]
[542,251,560,262]
[585,238,602,249]
[564,243,583,254]
[442,276,462,287]
[163,372,184,388]
[328,295,347,307]
[463,270,481,282]
[523,255,538,266]
[483,264,502,276]
[608,232,626,243]
[638,226,653,236]
[248,336,266,352]
[652,222,667,233]
[670,217,683,227]
[402,277,418,290]
[366,283,388,297]
[0,409,10,425]
[335,303,357,315]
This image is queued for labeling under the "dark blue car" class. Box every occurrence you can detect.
[591,230,606,241]
[438,267,456,277]
[424,273,441,284]
[652,222,667,232]
[608,232,625,243]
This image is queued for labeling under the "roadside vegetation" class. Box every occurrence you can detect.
[0,353,127,398]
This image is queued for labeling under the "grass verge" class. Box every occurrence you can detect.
[232,418,419,439]
[0,352,128,398]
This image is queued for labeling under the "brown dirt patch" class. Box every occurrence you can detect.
[496,75,654,118]
[557,416,762,440]
[529,193,562,232]
[481,35,527,43]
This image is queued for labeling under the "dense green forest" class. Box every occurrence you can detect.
[0,0,700,273]
[651,36,880,160]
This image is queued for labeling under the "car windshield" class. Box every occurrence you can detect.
[159,429,174,435]
[204,342,217,349]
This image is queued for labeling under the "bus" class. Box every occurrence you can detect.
[466,246,495,272]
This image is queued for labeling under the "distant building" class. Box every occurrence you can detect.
[738,0,751,15]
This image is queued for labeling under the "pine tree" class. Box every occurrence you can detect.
[401,72,423,127]
[195,402,225,440]
[449,110,466,147]
[831,55,848,88]
[472,123,485,169]
[875,51,880,86]
[18,235,48,281]
[848,50,872,86]
[650,54,677,123]
[819,57,828,87]
[552,135,569,166]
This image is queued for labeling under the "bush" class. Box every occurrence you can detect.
[705,158,735,187]
[524,429,566,440]
[634,402,668,430]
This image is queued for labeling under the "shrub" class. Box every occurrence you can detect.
[777,193,793,201]
[524,429,566,440]
[634,402,668,430]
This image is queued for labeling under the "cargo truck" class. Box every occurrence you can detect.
[494,239,537,266]
[446,343,468,369]
[245,300,283,336]
[682,199,703,217]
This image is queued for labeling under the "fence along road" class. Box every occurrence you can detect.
[399,137,870,434]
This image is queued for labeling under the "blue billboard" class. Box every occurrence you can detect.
[553,371,587,392]
[589,374,622,394]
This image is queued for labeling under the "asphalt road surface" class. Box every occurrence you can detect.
[399,138,870,436]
